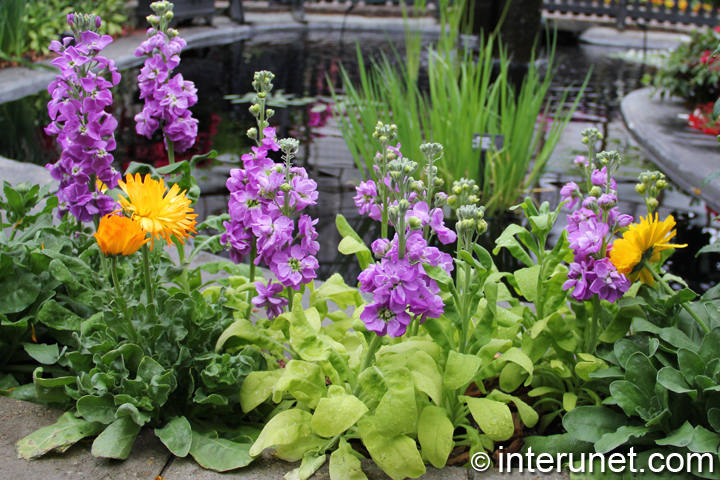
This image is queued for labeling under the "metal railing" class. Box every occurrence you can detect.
[543,0,720,29]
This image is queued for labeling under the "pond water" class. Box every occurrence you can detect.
[1,28,718,291]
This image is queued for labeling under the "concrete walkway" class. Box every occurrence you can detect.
[621,87,720,212]
[0,396,567,479]
[0,13,438,105]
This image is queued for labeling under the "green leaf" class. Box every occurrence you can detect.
[486,390,539,428]
[91,416,141,460]
[155,416,192,457]
[599,306,642,343]
[379,350,443,406]
[417,406,454,468]
[285,452,327,480]
[36,300,83,331]
[329,437,367,480]
[240,371,283,413]
[274,435,328,462]
[77,395,117,424]
[493,224,534,267]
[443,350,482,390]
[189,430,254,472]
[562,406,628,443]
[311,387,368,438]
[462,396,514,441]
[338,237,372,271]
[657,367,698,400]
[335,215,372,269]
[374,367,418,437]
[273,360,327,409]
[0,268,40,314]
[563,392,578,412]
[656,421,694,447]
[23,343,60,365]
[115,403,150,427]
[513,266,539,302]
[699,328,720,364]
[701,169,720,188]
[16,412,103,459]
[357,416,426,480]
[249,409,313,457]
[688,425,720,453]
[625,352,657,398]
[678,348,705,386]
[594,425,652,454]
[521,434,594,457]
[609,380,651,417]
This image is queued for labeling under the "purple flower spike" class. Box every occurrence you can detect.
[353,180,377,215]
[360,302,412,337]
[563,258,596,301]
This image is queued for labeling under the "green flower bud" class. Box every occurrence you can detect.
[452,186,462,195]
[647,198,659,211]
[247,127,257,138]
[408,216,423,230]
[477,220,488,235]
[448,195,457,206]
[656,179,667,190]
[249,104,261,116]
[582,136,589,144]
[635,184,646,195]
[266,108,275,119]
[280,183,292,193]
[379,136,388,144]
[434,178,444,188]
[589,186,602,198]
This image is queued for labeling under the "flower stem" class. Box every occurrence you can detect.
[287,288,294,313]
[587,295,600,354]
[353,334,383,396]
[643,259,710,334]
[459,259,473,354]
[110,256,139,344]
[176,240,190,292]
[142,244,155,313]
[245,237,257,320]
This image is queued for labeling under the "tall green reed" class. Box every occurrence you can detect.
[330,0,588,214]
[0,0,28,60]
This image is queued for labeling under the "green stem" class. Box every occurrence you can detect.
[644,259,710,334]
[587,295,600,354]
[287,288,294,313]
[245,237,257,320]
[110,256,139,344]
[142,244,155,313]
[353,335,383,396]
[535,243,545,321]
[459,259,473,354]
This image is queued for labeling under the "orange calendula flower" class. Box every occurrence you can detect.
[609,214,687,285]
[94,214,150,257]
[117,173,197,248]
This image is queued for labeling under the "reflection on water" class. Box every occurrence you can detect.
[1,31,718,290]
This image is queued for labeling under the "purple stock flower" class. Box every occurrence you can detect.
[354,180,377,215]
[588,258,631,303]
[44,18,120,221]
[597,193,617,210]
[568,218,609,258]
[563,258,596,301]
[560,182,581,209]
[252,281,289,319]
[298,215,319,256]
[591,166,618,190]
[574,155,588,167]
[429,208,457,244]
[360,302,412,337]
[272,245,319,290]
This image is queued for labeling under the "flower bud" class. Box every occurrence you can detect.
[616,214,633,228]
[582,136,589,144]
[408,216,423,231]
[452,186,462,195]
[165,11,174,21]
[398,199,411,214]
[258,92,267,99]
[448,195,457,206]
[274,165,284,173]
[280,183,292,193]
[379,136,388,144]
[435,192,448,207]
[635,184,646,195]
[477,220,488,235]
[249,104,261,116]
[67,13,75,26]
[656,179,667,190]
[434,178,444,188]
[589,186,602,198]
[371,238,391,258]
[468,195,478,205]
[247,127,257,138]
[95,16,102,28]
[266,108,275,119]
[647,198,659,211]
[387,151,397,161]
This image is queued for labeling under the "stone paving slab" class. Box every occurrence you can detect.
[0,396,169,480]
[579,26,689,50]
[621,87,720,213]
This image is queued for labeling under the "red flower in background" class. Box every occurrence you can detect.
[688,102,720,135]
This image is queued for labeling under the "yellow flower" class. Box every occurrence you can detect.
[609,214,687,285]
[96,179,109,193]
[117,173,197,249]
[94,214,150,257]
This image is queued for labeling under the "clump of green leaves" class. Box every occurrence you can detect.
[646,27,720,105]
